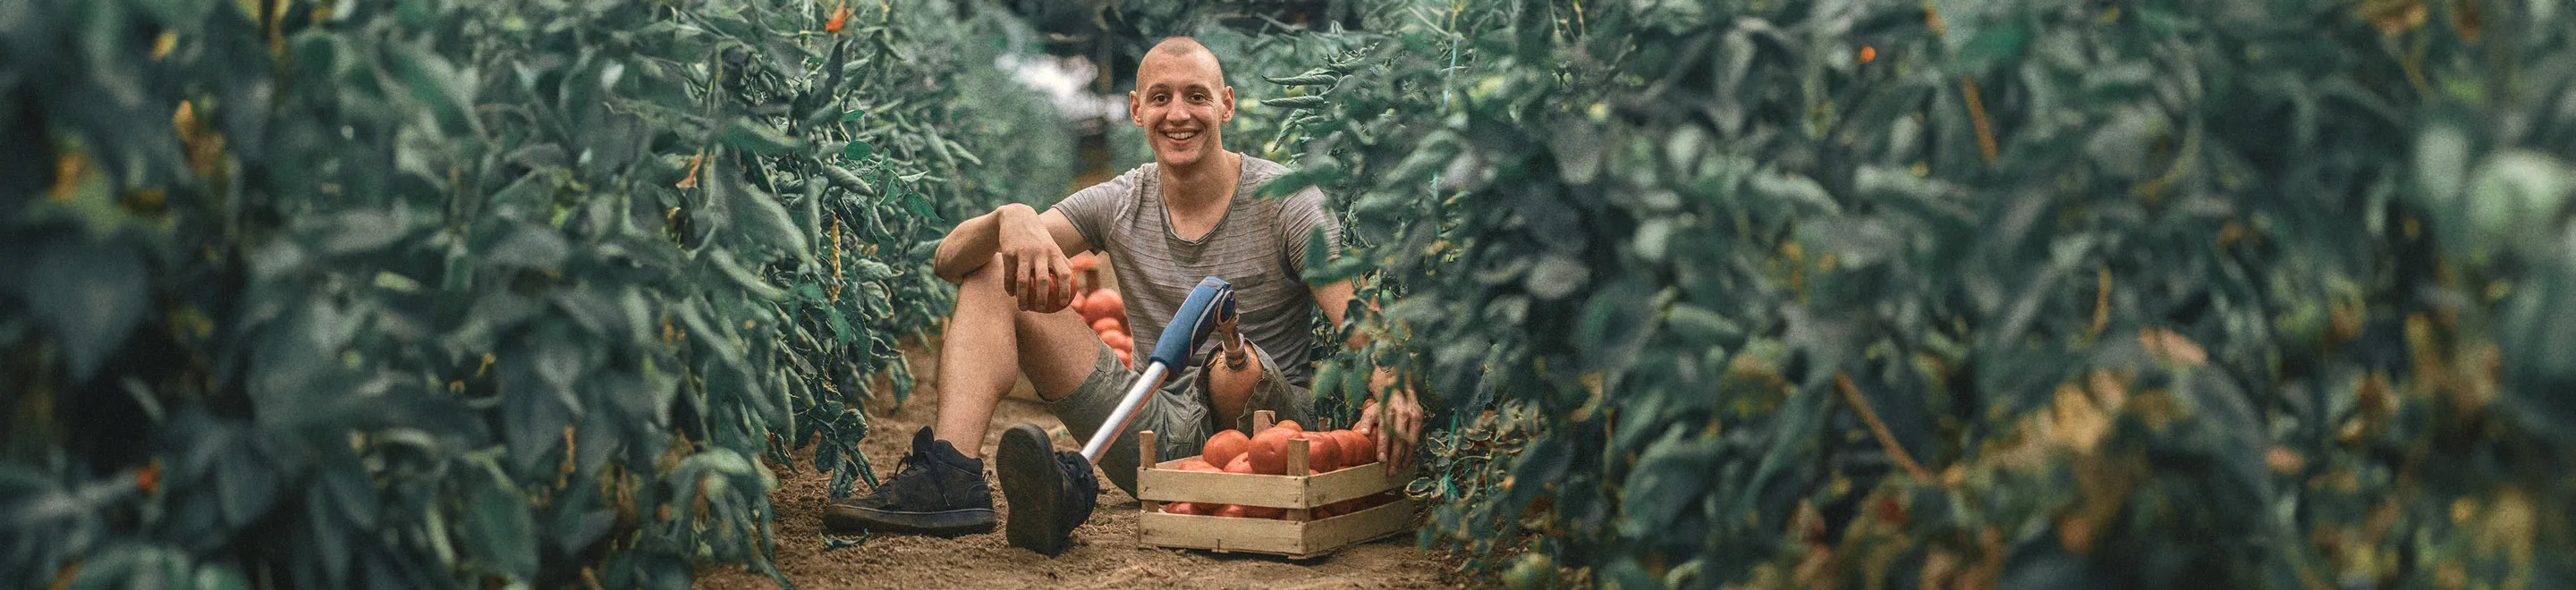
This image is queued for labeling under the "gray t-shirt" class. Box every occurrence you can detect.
[1051,156,1340,386]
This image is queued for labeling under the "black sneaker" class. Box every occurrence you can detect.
[996,423,1099,556]
[821,426,996,536]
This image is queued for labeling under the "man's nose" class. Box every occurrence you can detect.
[1165,105,1194,123]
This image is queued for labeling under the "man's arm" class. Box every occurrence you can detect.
[931,203,1091,311]
[1312,278,1424,475]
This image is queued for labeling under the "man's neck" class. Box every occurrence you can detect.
[1158,150,1242,213]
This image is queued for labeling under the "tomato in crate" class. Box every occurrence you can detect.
[1131,410,1419,559]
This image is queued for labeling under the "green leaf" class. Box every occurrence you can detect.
[371,271,423,293]
[903,190,943,222]
[711,156,812,265]
[1304,226,1335,279]
[484,224,572,270]
[842,139,875,161]
[391,45,478,131]
[718,118,806,156]
[2463,151,2572,262]
[213,432,281,527]
[1620,434,1721,537]
[20,240,147,381]
[1663,305,1743,346]
[906,239,942,260]
[1262,95,1329,109]
[1953,21,2029,72]
[1523,255,1588,300]
[464,476,538,582]
[1264,72,1339,86]
[1746,171,1840,215]
[708,249,789,300]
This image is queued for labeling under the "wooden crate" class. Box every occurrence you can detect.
[1132,411,1419,559]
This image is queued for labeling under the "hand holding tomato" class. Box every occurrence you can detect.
[996,206,1071,313]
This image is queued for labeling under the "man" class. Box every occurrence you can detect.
[821,37,1426,555]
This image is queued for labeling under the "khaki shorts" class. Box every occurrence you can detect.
[1049,340,1311,495]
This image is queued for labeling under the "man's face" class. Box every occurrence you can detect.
[1130,49,1234,169]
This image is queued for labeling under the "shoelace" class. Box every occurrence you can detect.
[1054,452,1098,490]
[883,449,936,488]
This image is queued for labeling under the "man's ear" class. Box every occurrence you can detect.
[1128,90,1144,126]
[1219,87,1235,122]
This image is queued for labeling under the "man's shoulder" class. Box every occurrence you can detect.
[1241,156,1289,179]
[1236,156,1323,204]
[1123,163,1157,189]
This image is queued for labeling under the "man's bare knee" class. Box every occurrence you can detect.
[957,254,1007,291]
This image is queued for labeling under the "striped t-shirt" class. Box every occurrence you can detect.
[1051,156,1340,386]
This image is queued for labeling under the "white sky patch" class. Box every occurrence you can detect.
[998,54,1126,121]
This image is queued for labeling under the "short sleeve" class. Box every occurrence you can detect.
[1049,166,1143,253]
[1277,187,1342,280]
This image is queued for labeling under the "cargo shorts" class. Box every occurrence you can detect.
[1050,340,1312,495]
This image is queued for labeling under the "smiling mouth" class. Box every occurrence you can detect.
[1161,131,1199,142]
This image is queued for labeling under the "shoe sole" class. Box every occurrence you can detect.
[820,504,996,537]
[997,424,1073,556]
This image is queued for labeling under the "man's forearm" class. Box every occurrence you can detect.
[931,203,1034,282]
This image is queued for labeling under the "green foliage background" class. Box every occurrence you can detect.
[12,0,2576,588]
[1245,0,2576,587]
[0,0,1055,587]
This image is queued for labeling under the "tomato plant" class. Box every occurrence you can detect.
[1251,0,2576,587]
[0,0,1053,586]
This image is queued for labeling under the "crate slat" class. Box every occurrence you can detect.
[1137,468,1309,507]
[1138,511,1307,555]
[1301,462,1414,507]
[1137,498,1419,559]
[1301,497,1418,554]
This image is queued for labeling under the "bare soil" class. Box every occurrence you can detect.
[694,343,1470,589]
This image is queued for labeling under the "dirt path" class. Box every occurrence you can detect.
[696,343,1466,589]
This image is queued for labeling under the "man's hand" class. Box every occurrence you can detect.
[1350,366,1424,476]
[996,206,1072,313]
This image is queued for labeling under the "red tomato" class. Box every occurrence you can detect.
[1329,430,1376,466]
[1249,427,1294,475]
[1216,503,1282,519]
[1201,430,1250,468]
[1294,432,1342,474]
[1090,289,1123,315]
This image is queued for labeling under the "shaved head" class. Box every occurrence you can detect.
[1140,37,1225,88]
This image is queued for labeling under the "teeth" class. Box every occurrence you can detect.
[1163,131,1199,140]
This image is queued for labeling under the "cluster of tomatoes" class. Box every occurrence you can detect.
[1067,253,1133,368]
[1157,420,1398,519]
